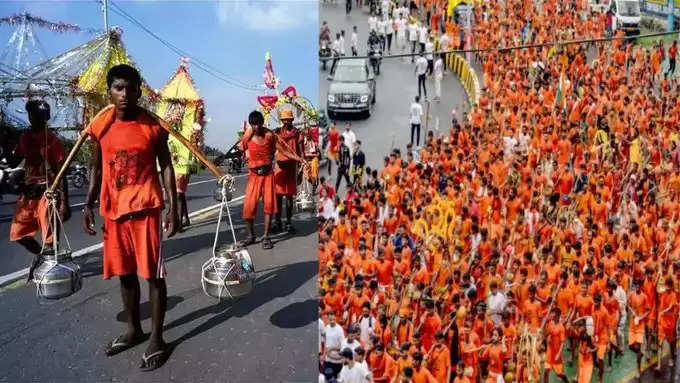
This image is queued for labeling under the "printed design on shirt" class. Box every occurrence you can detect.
[111,150,140,189]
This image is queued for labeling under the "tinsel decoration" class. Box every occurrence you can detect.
[0,13,96,34]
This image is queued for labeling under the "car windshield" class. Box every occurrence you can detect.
[618,1,640,16]
[333,65,366,82]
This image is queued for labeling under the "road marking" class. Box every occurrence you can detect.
[0,195,245,287]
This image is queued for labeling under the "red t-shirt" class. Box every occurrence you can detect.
[17,129,65,185]
[87,109,167,220]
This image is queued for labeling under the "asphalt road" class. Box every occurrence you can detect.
[319,2,470,175]
[0,168,319,382]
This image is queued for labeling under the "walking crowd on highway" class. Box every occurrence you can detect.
[323,0,464,107]
[318,0,680,382]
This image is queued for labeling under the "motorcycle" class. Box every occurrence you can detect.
[319,39,331,71]
[369,0,377,14]
[66,164,87,189]
[0,158,24,198]
[368,43,382,75]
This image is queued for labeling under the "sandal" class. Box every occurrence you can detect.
[262,237,273,250]
[105,333,148,357]
[139,348,170,372]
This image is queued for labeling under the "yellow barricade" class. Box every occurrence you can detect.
[447,52,480,106]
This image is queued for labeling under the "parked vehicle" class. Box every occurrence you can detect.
[610,0,641,35]
[0,158,24,197]
[593,0,641,35]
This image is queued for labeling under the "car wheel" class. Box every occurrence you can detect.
[365,107,371,119]
[371,91,376,105]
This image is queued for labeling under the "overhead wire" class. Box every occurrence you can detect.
[323,29,680,61]
[104,0,263,92]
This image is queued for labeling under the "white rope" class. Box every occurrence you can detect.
[223,184,238,246]
[211,180,237,257]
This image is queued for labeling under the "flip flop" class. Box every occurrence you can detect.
[139,348,170,372]
[262,237,273,250]
[105,333,148,357]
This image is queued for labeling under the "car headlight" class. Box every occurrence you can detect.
[328,94,335,102]
[360,94,369,103]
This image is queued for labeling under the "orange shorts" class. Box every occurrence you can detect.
[102,209,163,280]
[176,173,190,194]
[242,172,277,220]
[9,195,53,244]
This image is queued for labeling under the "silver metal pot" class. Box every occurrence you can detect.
[296,190,315,212]
[33,250,82,300]
[201,245,255,300]
[213,187,233,202]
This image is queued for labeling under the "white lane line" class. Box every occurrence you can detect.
[68,175,246,208]
[0,195,245,287]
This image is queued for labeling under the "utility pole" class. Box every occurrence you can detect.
[102,0,109,32]
[668,0,675,33]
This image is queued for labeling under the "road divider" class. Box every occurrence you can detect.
[0,195,245,287]
[446,53,480,105]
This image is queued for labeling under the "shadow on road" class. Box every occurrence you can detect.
[186,194,214,202]
[269,298,318,329]
[164,260,317,349]
[270,217,318,244]
[116,295,185,322]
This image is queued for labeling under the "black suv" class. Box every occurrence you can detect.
[326,58,376,119]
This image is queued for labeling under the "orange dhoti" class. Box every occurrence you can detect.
[243,171,277,219]
[275,160,297,196]
[10,195,53,244]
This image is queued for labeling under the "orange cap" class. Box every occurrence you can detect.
[280,109,294,120]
